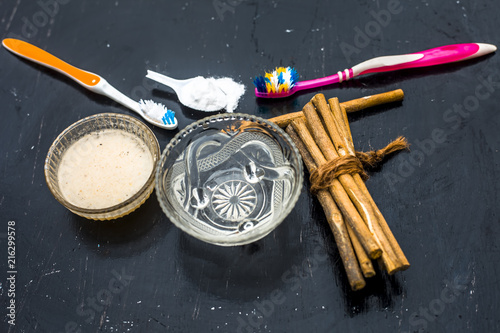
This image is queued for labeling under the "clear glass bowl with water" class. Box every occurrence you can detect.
[155,113,303,246]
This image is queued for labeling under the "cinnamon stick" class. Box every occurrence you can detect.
[291,118,382,259]
[304,96,400,274]
[345,222,376,278]
[342,89,404,113]
[327,96,410,273]
[270,112,305,128]
[328,98,354,153]
[339,104,352,142]
[285,125,366,290]
[269,89,404,128]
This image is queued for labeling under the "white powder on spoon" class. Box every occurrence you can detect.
[179,76,245,113]
[214,77,246,113]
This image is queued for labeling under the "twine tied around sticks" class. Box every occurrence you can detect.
[309,136,409,193]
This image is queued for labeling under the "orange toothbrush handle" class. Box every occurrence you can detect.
[2,38,100,87]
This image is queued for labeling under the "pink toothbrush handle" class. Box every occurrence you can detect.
[294,43,496,92]
[351,43,496,77]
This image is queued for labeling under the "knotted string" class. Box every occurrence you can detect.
[309,136,409,193]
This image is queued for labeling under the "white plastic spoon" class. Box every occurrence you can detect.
[146,70,227,112]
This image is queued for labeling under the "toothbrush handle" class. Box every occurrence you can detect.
[295,43,496,91]
[350,43,496,77]
[2,38,101,88]
[3,38,142,113]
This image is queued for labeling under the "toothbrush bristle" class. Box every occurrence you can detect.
[253,66,299,94]
[162,110,176,125]
[253,76,268,93]
[139,99,177,127]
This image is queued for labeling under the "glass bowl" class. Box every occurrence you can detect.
[155,113,303,246]
[44,113,160,220]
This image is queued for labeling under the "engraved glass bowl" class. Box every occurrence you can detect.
[155,113,303,246]
[44,113,160,220]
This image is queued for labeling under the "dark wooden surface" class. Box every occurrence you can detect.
[1,1,499,332]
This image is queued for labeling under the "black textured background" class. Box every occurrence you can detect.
[1,1,499,332]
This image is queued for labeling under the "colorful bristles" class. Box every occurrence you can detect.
[253,66,299,93]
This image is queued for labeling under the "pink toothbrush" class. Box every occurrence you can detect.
[253,43,497,98]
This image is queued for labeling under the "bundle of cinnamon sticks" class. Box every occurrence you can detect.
[270,89,410,291]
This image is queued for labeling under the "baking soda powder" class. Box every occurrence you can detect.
[179,76,245,113]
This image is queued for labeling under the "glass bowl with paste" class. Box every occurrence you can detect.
[155,113,303,246]
[44,113,160,220]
